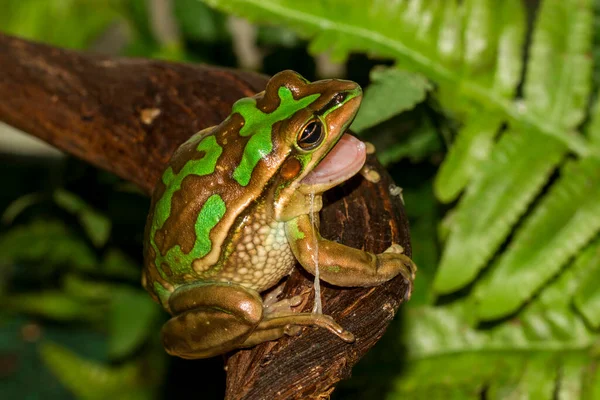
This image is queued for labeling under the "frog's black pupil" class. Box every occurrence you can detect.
[299,121,323,149]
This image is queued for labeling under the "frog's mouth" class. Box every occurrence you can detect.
[301,134,366,187]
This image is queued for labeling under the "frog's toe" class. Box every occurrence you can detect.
[384,243,405,255]
[284,324,302,336]
[264,294,304,314]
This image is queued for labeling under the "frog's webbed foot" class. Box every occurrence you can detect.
[378,243,417,300]
[239,312,355,348]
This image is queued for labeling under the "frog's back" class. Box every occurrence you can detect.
[143,114,282,302]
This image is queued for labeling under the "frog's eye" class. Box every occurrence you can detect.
[298,120,324,150]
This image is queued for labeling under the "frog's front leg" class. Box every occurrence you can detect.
[286,215,416,297]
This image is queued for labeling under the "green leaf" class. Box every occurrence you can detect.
[108,288,160,359]
[378,118,441,165]
[487,355,558,399]
[393,249,599,398]
[201,0,596,155]
[434,114,502,203]
[573,240,600,328]
[100,249,142,281]
[434,0,594,294]
[434,130,565,293]
[174,0,229,42]
[350,67,431,133]
[0,220,97,269]
[472,158,600,320]
[434,0,525,202]
[2,291,104,321]
[40,341,148,400]
[0,0,120,49]
[63,274,118,303]
[402,183,440,306]
[586,95,600,147]
[359,108,441,166]
[1,192,44,224]
[54,190,111,248]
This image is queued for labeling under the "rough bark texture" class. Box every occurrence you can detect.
[0,33,266,195]
[0,33,412,399]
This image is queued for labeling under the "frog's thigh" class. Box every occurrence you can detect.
[161,282,264,359]
[286,215,416,288]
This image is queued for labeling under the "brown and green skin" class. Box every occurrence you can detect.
[142,70,416,359]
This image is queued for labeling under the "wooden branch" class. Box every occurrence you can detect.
[0,33,266,195]
[0,33,412,399]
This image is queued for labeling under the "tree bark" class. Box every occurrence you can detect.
[0,33,412,399]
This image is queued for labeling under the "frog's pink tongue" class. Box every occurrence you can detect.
[302,134,366,186]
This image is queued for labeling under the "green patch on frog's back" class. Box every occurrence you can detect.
[160,194,226,276]
[150,136,223,276]
[153,135,223,229]
[232,87,320,186]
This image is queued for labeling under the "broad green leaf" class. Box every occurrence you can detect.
[40,341,148,400]
[0,220,97,269]
[360,110,441,166]
[350,67,431,133]
[573,240,600,328]
[54,190,111,248]
[378,120,441,165]
[2,291,104,321]
[174,0,229,42]
[108,288,160,359]
[434,0,594,294]
[201,0,594,155]
[0,0,119,49]
[257,25,300,47]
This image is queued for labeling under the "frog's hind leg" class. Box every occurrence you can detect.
[239,311,355,348]
[161,282,264,359]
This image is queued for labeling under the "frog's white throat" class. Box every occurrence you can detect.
[301,134,366,189]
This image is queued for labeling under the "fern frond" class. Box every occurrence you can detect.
[434,0,594,293]
[573,240,600,328]
[393,247,599,398]
[202,0,595,156]
[587,97,600,146]
[434,0,525,202]
[472,158,600,320]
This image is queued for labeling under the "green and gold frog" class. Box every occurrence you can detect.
[142,70,416,359]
